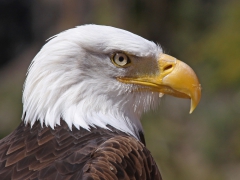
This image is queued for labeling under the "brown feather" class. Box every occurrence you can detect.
[0,120,162,180]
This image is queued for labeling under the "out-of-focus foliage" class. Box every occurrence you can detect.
[190,0,240,91]
[0,0,239,179]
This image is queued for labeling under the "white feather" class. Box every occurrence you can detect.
[22,25,162,139]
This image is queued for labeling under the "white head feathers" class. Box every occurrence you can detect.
[22,25,162,138]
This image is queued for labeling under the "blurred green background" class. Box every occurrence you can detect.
[0,0,239,179]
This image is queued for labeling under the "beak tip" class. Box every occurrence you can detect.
[189,108,194,114]
[189,105,194,114]
[189,92,201,114]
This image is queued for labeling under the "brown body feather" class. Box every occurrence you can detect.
[0,120,162,180]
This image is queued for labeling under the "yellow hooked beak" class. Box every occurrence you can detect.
[118,54,201,113]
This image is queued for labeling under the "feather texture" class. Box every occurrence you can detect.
[22,25,162,138]
[0,120,162,180]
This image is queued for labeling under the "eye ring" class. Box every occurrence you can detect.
[112,52,131,67]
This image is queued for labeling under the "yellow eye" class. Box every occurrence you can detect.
[112,53,130,67]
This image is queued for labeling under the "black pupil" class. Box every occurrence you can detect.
[119,56,124,62]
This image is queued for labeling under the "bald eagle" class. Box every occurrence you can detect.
[0,25,201,179]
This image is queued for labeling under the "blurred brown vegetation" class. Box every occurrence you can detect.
[0,0,240,179]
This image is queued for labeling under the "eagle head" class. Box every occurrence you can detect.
[22,25,201,138]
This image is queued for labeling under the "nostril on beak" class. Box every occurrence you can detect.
[159,54,177,74]
[163,64,173,71]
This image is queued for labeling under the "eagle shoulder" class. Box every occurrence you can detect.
[0,121,162,180]
[81,136,162,180]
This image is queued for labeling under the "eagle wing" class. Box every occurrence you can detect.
[0,121,162,180]
[80,136,162,180]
